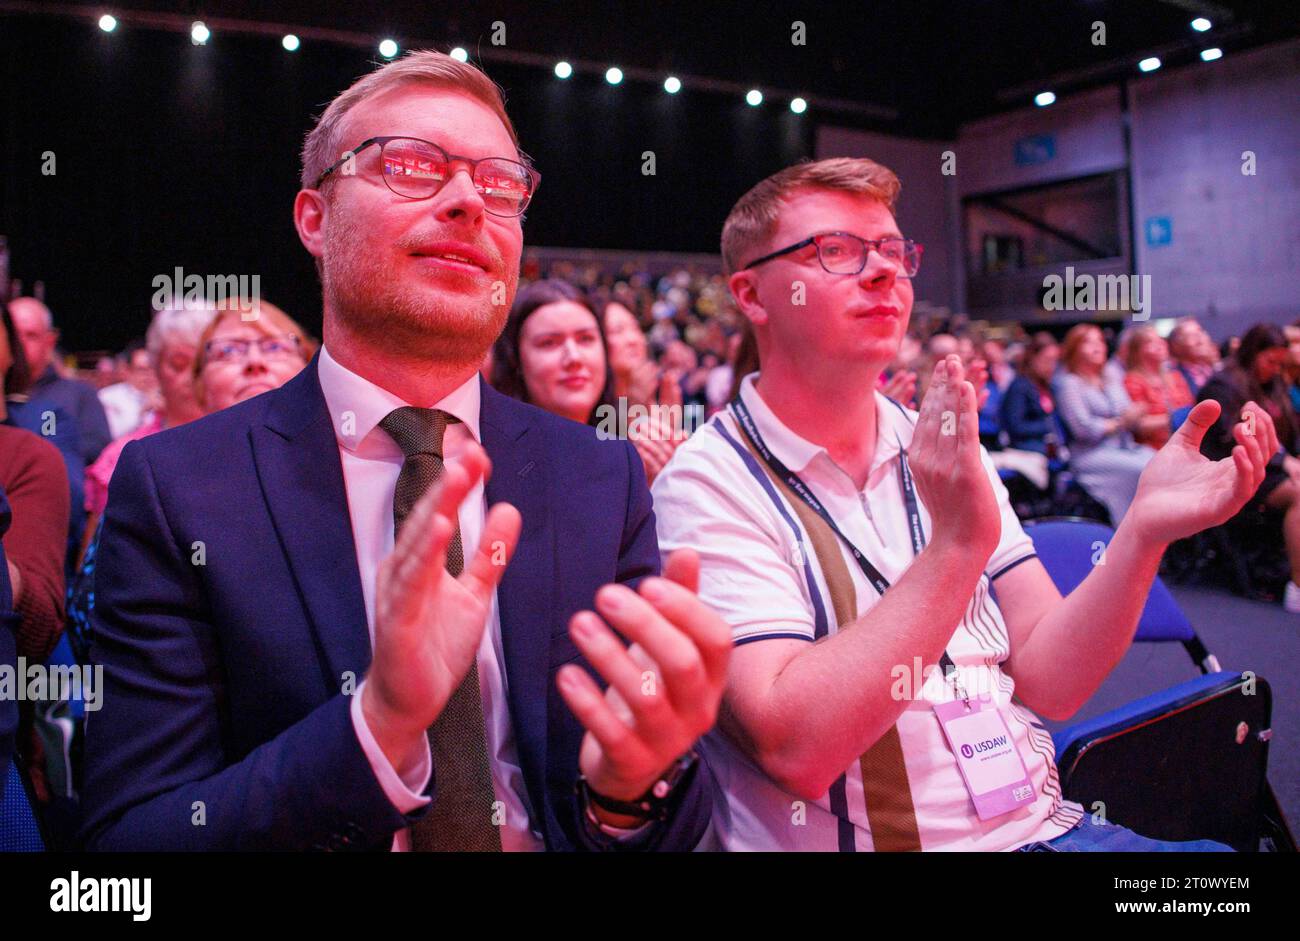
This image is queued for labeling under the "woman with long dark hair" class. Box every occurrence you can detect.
[492,279,685,482]
[1000,332,1062,455]
[491,279,615,426]
[1197,323,1300,611]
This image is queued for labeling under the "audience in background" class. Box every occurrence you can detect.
[493,280,684,483]
[7,297,111,465]
[1284,324,1300,416]
[1123,324,1194,449]
[1056,323,1154,524]
[85,303,213,517]
[913,331,990,412]
[983,338,1014,391]
[1197,324,1300,612]
[927,332,959,360]
[2,304,85,573]
[881,333,921,407]
[977,364,1005,451]
[602,300,657,410]
[1169,318,1220,395]
[1102,326,1132,388]
[1000,332,1062,456]
[660,339,709,414]
[8,242,1295,613]
[97,339,157,440]
[704,326,744,414]
[192,301,315,414]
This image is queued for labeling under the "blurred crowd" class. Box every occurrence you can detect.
[880,316,1300,612]
[8,270,1300,636]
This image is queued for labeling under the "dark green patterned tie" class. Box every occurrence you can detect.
[378,406,502,852]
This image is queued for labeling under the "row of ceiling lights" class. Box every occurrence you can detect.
[95,12,1228,115]
[1033,16,1225,107]
[92,13,815,115]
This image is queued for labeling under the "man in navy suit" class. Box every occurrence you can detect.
[80,50,730,851]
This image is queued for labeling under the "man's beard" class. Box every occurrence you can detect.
[321,206,515,367]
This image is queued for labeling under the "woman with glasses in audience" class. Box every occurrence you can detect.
[1197,323,1300,612]
[492,279,683,483]
[1056,323,1155,524]
[1122,324,1194,449]
[193,301,316,414]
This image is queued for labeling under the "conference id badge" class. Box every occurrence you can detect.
[934,694,1036,821]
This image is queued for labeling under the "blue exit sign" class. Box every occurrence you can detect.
[1145,216,1173,247]
[1014,135,1056,166]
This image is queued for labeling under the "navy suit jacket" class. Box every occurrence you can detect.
[80,357,711,851]
[999,375,1054,455]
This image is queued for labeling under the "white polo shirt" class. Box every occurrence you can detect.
[651,373,1084,851]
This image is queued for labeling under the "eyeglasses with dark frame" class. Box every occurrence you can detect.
[313,136,540,217]
[741,231,923,278]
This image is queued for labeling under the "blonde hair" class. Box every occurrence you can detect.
[193,300,318,405]
[720,157,902,275]
[301,49,519,191]
[1122,324,1161,371]
[1061,323,1104,374]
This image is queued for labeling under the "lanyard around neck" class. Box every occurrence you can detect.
[730,395,960,682]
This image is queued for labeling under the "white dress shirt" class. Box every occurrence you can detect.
[317,345,545,852]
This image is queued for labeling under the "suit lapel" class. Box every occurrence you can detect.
[250,357,372,687]
[480,379,557,836]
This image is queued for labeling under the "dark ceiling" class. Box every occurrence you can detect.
[24,0,1300,136]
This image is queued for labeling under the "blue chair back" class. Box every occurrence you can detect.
[1023,518,1194,643]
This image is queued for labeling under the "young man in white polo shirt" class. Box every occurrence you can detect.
[651,157,1278,851]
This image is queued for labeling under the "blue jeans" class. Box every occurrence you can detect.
[1018,816,1234,852]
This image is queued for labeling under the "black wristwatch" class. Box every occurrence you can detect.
[576,750,699,823]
